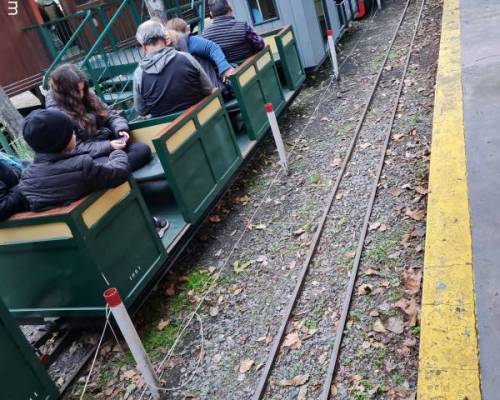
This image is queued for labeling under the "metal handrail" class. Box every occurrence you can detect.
[42,10,97,88]
[22,11,86,31]
[81,0,138,66]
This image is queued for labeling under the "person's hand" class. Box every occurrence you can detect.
[221,67,236,83]
[117,131,129,144]
[110,139,126,151]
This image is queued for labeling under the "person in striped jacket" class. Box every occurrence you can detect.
[203,0,265,64]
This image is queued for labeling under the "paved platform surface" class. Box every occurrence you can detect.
[418,0,500,398]
[461,0,500,399]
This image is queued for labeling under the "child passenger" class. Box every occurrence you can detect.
[46,63,151,171]
[18,109,130,211]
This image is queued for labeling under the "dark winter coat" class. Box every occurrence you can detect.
[133,46,213,117]
[18,150,129,211]
[0,161,27,220]
[45,90,129,158]
[202,16,265,63]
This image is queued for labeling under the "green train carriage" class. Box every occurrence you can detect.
[0,26,305,321]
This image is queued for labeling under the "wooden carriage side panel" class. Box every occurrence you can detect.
[0,180,166,318]
[0,299,59,399]
[255,48,286,114]
[0,215,103,316]
[276,26,306,91]
[231,58,269,140]
[153,93,242,223]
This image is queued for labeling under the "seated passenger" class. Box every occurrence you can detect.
[202,0,265,64]
[165,18,236,88]
[18,109,129,211]
[46,64,151,171]
[133,20,215,117]
[0,156,27,220]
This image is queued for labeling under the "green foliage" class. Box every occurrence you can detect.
[373,347,387,367]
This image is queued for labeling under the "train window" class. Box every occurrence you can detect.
[247,0,279,24]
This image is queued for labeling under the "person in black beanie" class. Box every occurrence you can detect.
[18,109,130,211]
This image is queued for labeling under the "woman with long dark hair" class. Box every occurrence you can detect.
[46,63,151,171]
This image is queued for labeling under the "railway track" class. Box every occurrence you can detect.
[251,0,426,398]
[19,3,427,397]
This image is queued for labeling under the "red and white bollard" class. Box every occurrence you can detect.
[104,288,162,400]
[265,103,288,174]
[326,29,340,80]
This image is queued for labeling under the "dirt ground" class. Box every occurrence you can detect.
[65,0,443,398]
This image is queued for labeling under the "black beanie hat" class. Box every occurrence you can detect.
[22,109,75,154]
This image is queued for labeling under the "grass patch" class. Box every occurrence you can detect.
[386,287,404,302]
[373,347,387,367]
[407,110,424,126]
[143,322,180,354]
[309,174,322,185]
[413,158,429,180]
[392,372,403,386]
[184,270,213,293]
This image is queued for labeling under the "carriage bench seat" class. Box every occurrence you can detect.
[129,114,177,183]
[0,180,166,319]
[132,155,165,183]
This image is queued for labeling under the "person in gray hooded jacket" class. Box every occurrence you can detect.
[133,20,215,118]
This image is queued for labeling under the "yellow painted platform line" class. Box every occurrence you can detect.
[417,0,481,398]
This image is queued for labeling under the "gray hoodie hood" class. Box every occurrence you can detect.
[139,46,177,74]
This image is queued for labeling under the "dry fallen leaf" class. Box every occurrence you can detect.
[364,268,380,276]
[122,369,136,380]
[400,233,412,246]
[379,224,388,232]
[357,283,373,295]
[279,374,309,387]
[165,284,176,297]
[156,319,170,331]
[405,208,425,221]
[283,331,302,349]
[330,158,342,167]
[404,269,422,295]
[209,306,219,317]
[239,359,254,373]
[255,224,266,230]
[395,297,419,327]
[414,186,428,195]
[360,142,372,150]
[388,187,402,197]
[233,195,250,205]
[373,319,387,333]
[369,310,380,317]
[233,260,251,273]
[209,214,222,223]
[331,384,338,396]
[369,222,381,231]
[293,228,305,237]
[345,251,356,259]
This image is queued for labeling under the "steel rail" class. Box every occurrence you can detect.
[320,0,427,397]
[251,0,415,398]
